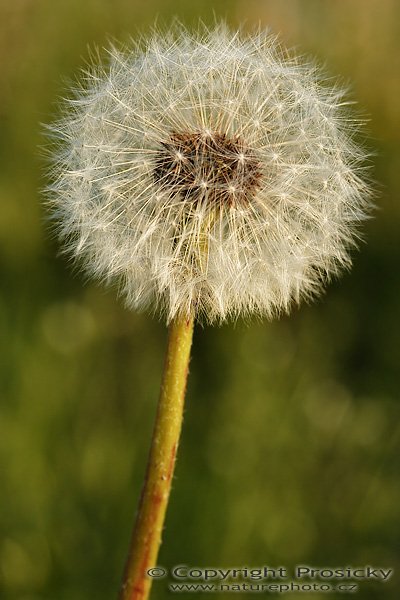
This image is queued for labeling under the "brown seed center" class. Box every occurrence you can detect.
[153,131,262,206]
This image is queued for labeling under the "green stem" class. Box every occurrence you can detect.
[118,315,195,600]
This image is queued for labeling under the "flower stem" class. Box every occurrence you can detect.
[118,315,195,600]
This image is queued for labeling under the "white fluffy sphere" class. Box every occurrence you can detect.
[47,24,372,323]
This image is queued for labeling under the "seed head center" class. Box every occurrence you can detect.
[153,131,262,206]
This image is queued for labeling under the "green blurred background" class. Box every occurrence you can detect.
[1,1,399,599]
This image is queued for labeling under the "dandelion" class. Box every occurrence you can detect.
[46,23,372,600]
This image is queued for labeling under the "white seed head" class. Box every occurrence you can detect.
[46,24,372,323]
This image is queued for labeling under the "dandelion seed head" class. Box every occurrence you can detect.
[46,23,373,323]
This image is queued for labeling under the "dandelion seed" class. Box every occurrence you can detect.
[45,23,373,600]
[46,24,372,324]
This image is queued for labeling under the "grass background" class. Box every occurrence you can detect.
[0,1,399,598]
